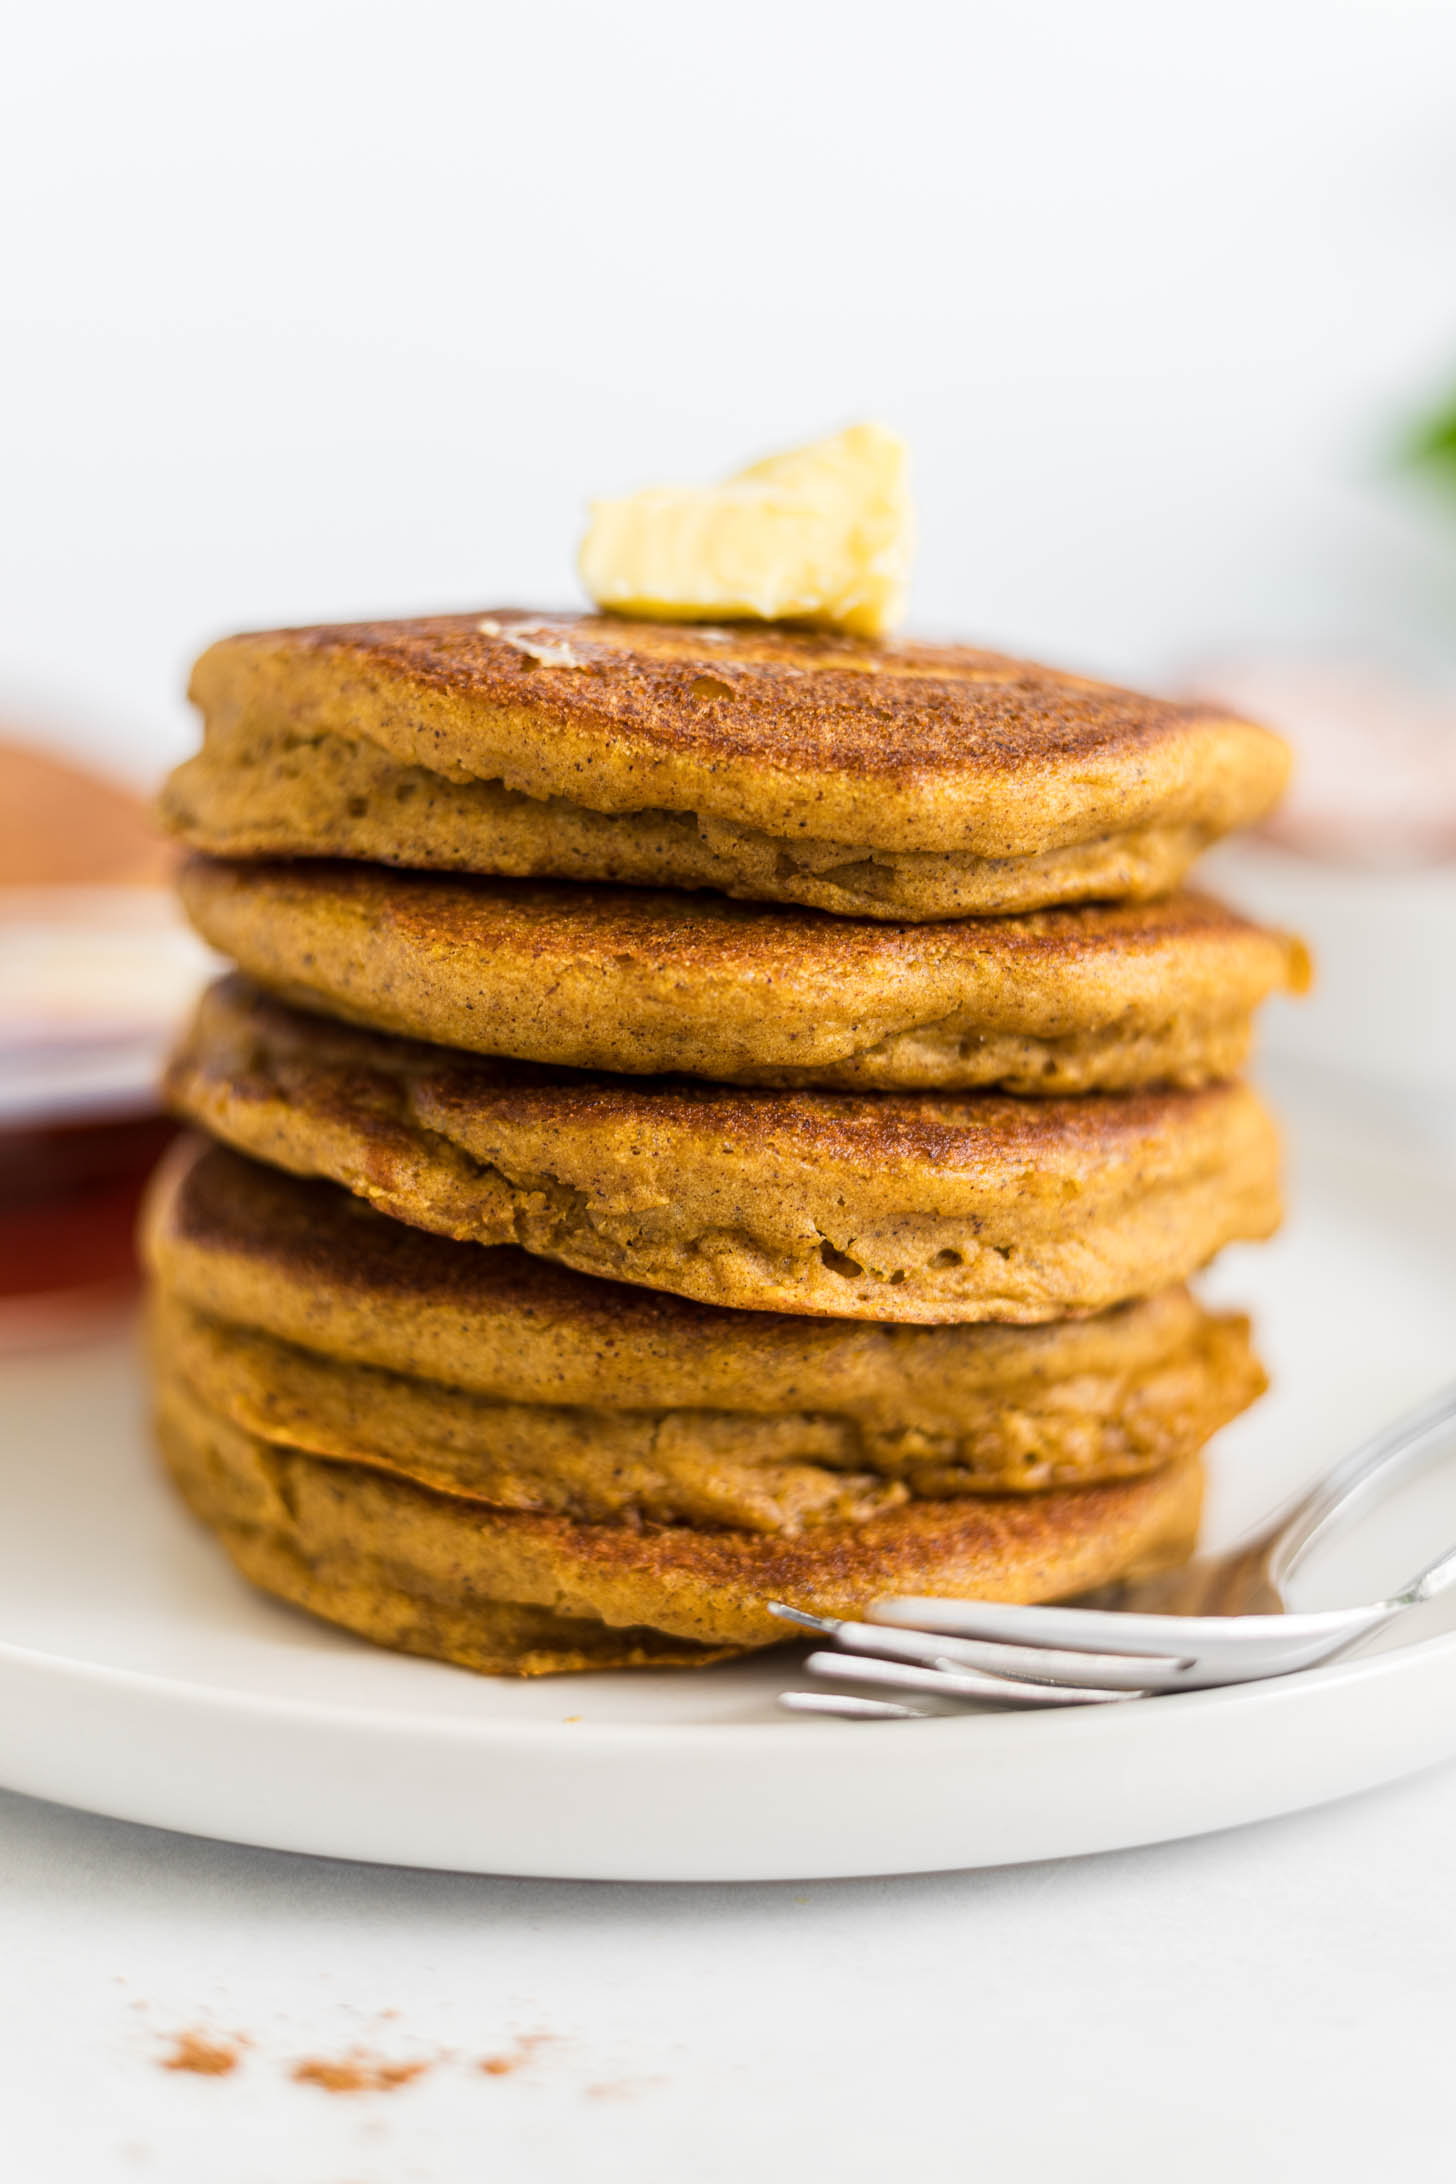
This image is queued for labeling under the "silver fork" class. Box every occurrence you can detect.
[773,1380,1456,1719]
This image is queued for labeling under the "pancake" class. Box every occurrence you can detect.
[161,612,1291,921]
[164,979,1283,1322]
[144,1139,1265,1514]
[155,1362,1207,1675]
[177,858,1308,1094]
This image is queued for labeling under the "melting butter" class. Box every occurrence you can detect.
[578,423,913,639]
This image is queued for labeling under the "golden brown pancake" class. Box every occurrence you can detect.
[164,979,1283,1322]
[161,612,1291,920]
[177,858,1307,1094]
[155,1361,1207,1675]
[145,1137,1265,1514]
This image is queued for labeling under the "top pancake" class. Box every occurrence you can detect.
[165,612,1292,920]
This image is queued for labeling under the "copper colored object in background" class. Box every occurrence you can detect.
[0,738,173,889]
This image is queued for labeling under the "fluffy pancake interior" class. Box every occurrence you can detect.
[160,723,1236,922]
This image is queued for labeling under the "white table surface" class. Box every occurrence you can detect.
[4,1758,1453,2184]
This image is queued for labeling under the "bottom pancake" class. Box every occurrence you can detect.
[156,1364,1205,1676]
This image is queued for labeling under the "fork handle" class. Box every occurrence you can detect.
[1399,1540,1456,1608]
[1269,1378,1456,1591]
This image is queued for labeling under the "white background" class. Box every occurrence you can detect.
[4,5,1456,2179]
[4,0,1456,787]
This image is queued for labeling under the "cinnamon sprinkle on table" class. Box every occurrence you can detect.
[160,2031,242,2077]
[291,2051,431,2094]
[480,2032,556,2077]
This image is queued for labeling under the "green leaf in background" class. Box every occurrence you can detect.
[1407,383,1456,492]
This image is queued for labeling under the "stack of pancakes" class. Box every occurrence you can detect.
[146,612,1302,1674]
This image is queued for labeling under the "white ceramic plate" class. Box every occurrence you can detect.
[2,1081,1454,1881]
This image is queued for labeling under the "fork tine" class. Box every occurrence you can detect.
[769,1604,1166,1689]
[767,1603,844,1636]
[804,1650,1143,1709]
[773,1609,1121,1684]
[869,1595,1377,1663]
[916,1632,1191,1692]
[771,1601,1208,1692]
[778,1690,930,1720]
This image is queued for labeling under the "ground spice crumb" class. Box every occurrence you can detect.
[160,2032,242,2078]
[291,2053,431,2095]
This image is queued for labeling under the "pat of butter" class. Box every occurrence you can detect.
[578,423,912,639]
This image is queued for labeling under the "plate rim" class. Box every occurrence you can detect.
[4,1614,1455,1752]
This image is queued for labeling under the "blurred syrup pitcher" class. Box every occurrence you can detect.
[0,739,210,1342]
